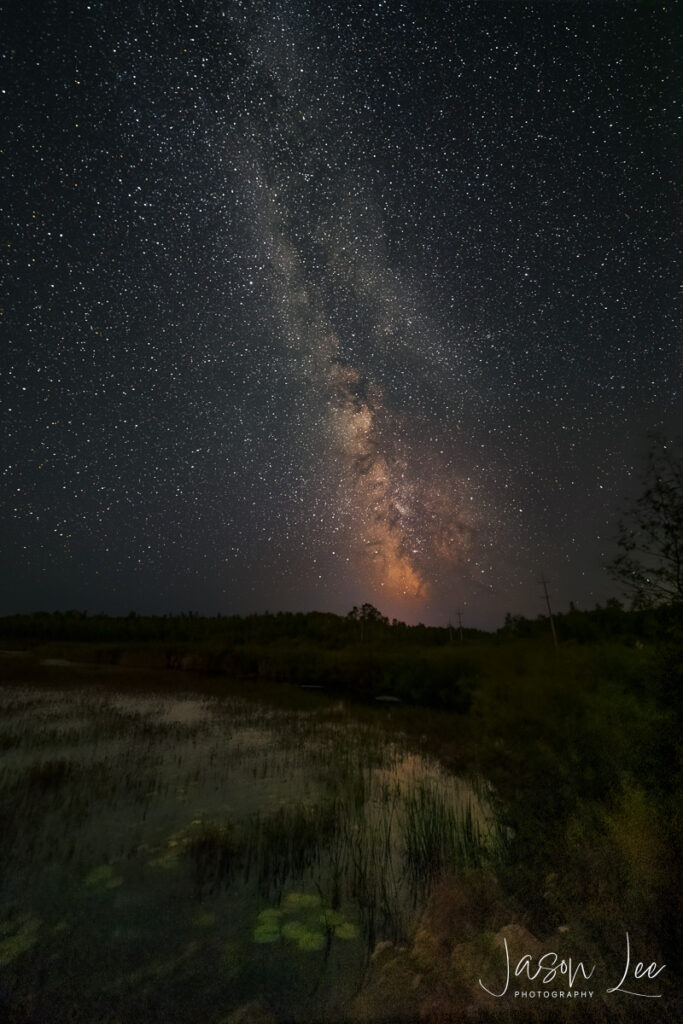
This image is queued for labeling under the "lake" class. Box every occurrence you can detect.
[0,666,504,1023]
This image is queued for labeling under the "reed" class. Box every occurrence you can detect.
[402,782,498,883]
[184,820,240,895]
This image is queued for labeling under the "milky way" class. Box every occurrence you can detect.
[1,1,679,626]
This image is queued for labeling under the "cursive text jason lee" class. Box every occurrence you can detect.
[479,932,665,1001]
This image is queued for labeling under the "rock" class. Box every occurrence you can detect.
[450,923,544,1014]
[495,923,543,959]
[351,946,421,1022]
[411,923,441,971]
[371,939,394,963]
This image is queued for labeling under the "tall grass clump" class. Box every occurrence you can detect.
[402,782,500,884]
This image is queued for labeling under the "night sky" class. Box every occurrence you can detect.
[2,1,679,628]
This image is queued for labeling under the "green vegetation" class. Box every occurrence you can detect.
[0,674,504,1022]
[0,600,677,707]
[403,784,495,881]
[252,892,360,951]
[83,863,123,890]
[0,914,41,967]
[0,594,679,1021]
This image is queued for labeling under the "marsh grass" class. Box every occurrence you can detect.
[0,623,677,1021]
[183,820,241,894]
[0,663,506,1023]
[402,783,497,883]
[245,798,341,892]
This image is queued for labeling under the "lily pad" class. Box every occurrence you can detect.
[253,924,280,944]
[297,930,325,952]
[252,893,358,952]
[148,849,180,870]
[256,908,283,924]
[0,916,41,966]
[281,921,309,941]
[84,864,123,889]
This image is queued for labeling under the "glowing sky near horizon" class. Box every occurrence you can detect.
[1,1,679,627]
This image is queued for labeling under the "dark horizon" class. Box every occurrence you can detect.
[0,593,667,641]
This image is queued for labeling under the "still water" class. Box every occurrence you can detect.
[0,676,502,1023]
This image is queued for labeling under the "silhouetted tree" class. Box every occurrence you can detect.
[607,441,683,608]
[346,603,388,641]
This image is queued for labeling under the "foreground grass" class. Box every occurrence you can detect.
[0,632,679,1021]
[390,640,681,1022]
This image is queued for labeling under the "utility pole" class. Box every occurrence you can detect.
[447,619,454,643]
[457,609,464,644]
[539,577,558,648]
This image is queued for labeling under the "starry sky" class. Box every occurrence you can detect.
[2,1,679,628]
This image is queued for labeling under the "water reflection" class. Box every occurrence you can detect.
[0,681,504,1023]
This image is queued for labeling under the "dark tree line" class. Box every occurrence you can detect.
[0,600,676,651]
[0,606,483,649]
